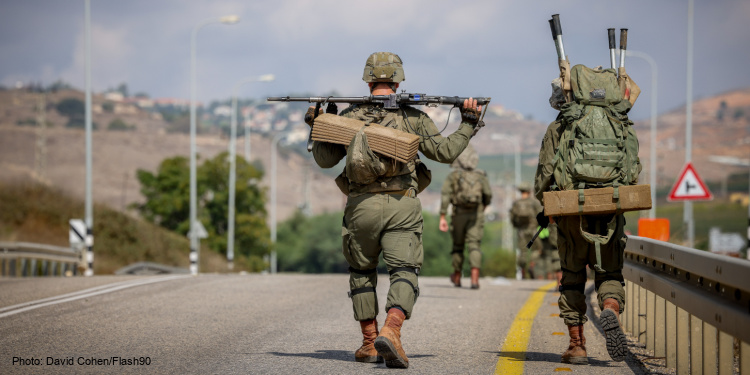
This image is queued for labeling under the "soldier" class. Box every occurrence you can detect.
[539,222,562,281]
[510,182,543,279]
[438,144,492,289]
[535,78,637,364]
[310,52,483,368]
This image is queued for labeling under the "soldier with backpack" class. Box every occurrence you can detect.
[510,182,543,279]
[535,18,642,365]
[310,52,484,368]
[438,144,492,289]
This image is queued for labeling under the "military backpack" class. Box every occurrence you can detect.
[552,64,641,194]
[450,170,484,208]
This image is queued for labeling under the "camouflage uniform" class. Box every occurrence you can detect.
[439,148,492,275]
[534,118,633,326]
[510,187,543,279]
[312,104,474,321]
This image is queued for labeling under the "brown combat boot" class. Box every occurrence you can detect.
[470,268,480,289]
[601,298,627,361]
[561,324,588,365]
[374,308,409,368]
[450,271,461,287]
[355,319,383,363]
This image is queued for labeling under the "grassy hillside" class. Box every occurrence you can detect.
[0,181,238,274]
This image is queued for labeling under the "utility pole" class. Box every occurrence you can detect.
[684,0,695,247]
[35,92,47,181]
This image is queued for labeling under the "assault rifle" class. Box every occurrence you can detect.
[267,93,491,151]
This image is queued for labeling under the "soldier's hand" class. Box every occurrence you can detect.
[439,215,449,232]
[304,106,317,128]
[536,211,550,229]
[460,97,482,126]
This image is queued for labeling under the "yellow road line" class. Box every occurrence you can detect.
[494,281,558,375]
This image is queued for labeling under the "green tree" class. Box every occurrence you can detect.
[134,153,270,270]
[276,210,349,273]
[108,118,134,131]
[55,97,84,118]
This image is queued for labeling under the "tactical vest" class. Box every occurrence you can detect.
[337,105,427,197]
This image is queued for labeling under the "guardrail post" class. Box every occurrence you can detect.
[655,294,666,358]
[30,259,37,277]
[21,258,28,277]
[718,330,732,375]
[677,307,690,375]
[667,300,677,369]
[624,280,632,334]
[647,290,655,351]
[640,284,647,345]
[703,322,717,375]
[633,282,640,341]
[690,314,702,374]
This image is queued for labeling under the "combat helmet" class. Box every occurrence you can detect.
[517,182,532,192]
[362,52,405,83]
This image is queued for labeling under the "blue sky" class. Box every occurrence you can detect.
[1,0,749,122]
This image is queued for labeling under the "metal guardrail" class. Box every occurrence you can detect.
[622,236,750,375]
[0,242,81,277]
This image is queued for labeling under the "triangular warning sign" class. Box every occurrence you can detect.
[667,162,713,201]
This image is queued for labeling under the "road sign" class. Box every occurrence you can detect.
[667,162,713,201]
[69,219,86,245]
[187,220,208,239]
[709,227,744,254]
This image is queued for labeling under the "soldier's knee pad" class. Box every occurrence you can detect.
[594,271,624,290]
[389,266,420,302]
[348,266,378,298]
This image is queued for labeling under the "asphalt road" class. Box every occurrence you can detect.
[0,274,647,374]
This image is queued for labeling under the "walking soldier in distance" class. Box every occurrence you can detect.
[510,182,543,279]
[309,52,484,368]
[439,144,492,289]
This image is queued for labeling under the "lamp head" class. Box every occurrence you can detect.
[220,15,240,25]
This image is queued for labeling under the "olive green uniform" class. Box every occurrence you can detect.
[439,169,492,272]
[510,195,543,279]
[535,119,637,326]
[312,103,474,321]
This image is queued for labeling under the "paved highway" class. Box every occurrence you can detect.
[0,274,646,374]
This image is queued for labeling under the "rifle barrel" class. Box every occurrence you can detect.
[267,95,491,107]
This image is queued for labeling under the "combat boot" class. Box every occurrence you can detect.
[355,319,383,363]
[470,268,480,289]
[374,308,409,368]
[561,324,588,365]
[450,271,461,287]
[601,298,627,361]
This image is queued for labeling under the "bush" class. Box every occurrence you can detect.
[108,118,134,131]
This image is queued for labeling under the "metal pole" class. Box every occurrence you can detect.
[189,16,239,275]
[244,121,251,161]
[270,132,289,275]
[685,0,695,247]
[626,50,659,219]
[84,0,94,276]
[227,75,274,270]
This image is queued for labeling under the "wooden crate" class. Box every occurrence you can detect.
[543,184,652,216]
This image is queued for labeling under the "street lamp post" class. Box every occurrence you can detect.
[84,0,94,276]
[491,133,522,280]
[189,15,239,276]
[625,50,658,219]
[270,131,291,275]
[227,74,274,270]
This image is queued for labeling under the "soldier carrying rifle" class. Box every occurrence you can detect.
[272,52,485,368]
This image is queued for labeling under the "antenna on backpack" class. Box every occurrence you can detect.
[608,28,617,70]
[550,14,572,103]
[619,28,628,69]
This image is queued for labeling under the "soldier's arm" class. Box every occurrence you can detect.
[410,108,474,164]
[481,174,492,206]
[439,173,454,215]
[534,120,562,204]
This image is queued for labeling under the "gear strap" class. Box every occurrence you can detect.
[348,286,376,298]
[348,266,377,275]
